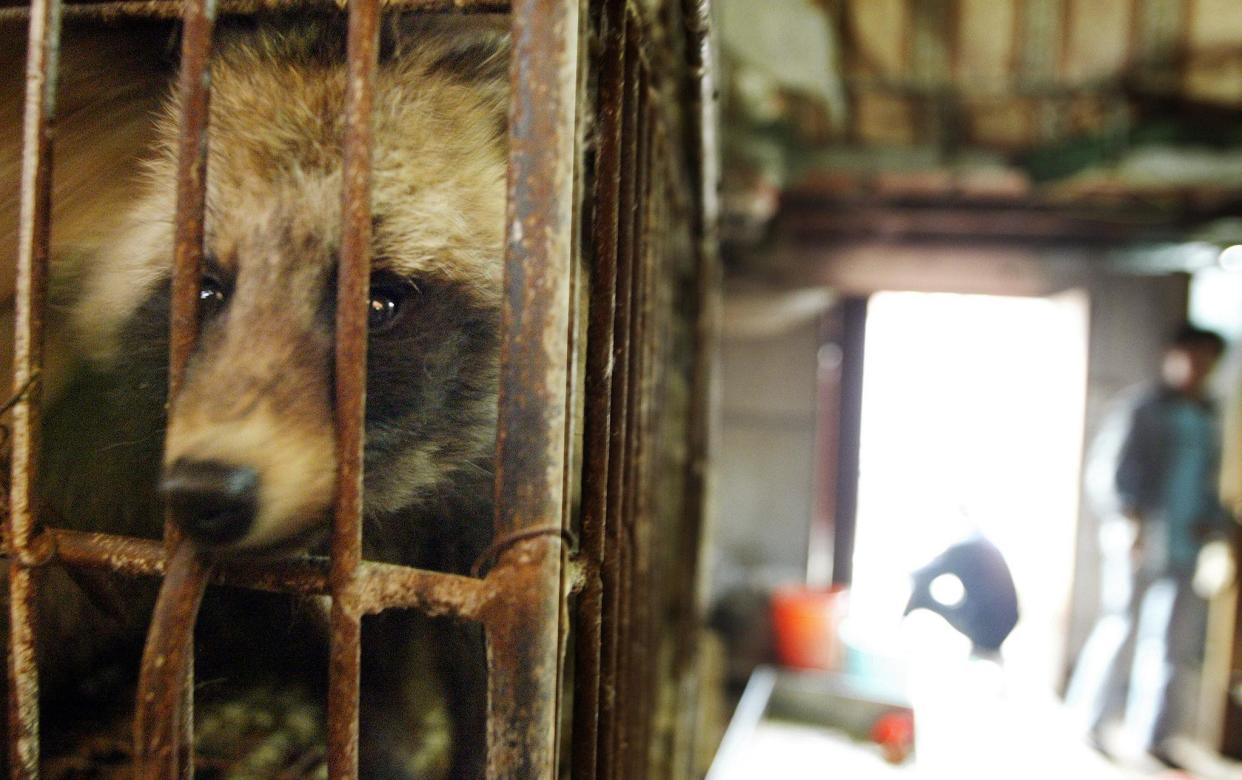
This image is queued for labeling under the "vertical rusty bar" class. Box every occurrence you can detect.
[8,0,61,773]
[672,3,719,771]
[635,111,665,780]
[571,1,627,777]
[327,0,380,776]
[616,69,652,778]
[160,0,216,771]
[482,0,578,776]
[489,0,578,542]
[612,530,632,780]
[596,21,641,777]
[133,542,214,780]
[167,0,214,405]
[554,0,591,751]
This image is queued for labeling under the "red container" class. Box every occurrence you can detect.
[770,585,847,670]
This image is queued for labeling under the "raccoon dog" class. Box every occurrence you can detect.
[24,14,509,777]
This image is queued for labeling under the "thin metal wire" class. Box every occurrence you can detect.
[471,525,577,578]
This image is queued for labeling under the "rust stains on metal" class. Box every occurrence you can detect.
[167,0,213,408]
[52,528,487,614]
[622,83,656,780]
[482,0,578,774]
[52,530,167,578]
[156,0,217,769]
[471,524,572,578]
[352,561,487,617]
[327,0,379,774]
[0,0,509,23]
[491,0,577,541]
[132,539,215,779]
[5,563,39,780]
[8,0,61,771]
[671,0,721,725]
[479,537,564,779]
[4,0,720,775]
[596,23,643,775]
[570,1,627,776]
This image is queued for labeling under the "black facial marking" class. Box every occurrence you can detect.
[44,260,498,569]
[363,276,499,455]
[39,281,172,541]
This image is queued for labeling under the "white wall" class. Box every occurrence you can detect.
[710,317,822,598]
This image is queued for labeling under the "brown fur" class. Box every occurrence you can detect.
[19,15,513,776]
[70,17,509,549]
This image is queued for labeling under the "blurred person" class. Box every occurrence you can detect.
[1065,324,1231,767]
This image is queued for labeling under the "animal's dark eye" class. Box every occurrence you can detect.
[199,275,227,318]
[368,279,411,334]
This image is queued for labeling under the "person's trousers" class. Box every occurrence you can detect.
[1066,547,1206,751]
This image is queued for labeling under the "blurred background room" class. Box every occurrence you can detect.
[701,1,1242,778]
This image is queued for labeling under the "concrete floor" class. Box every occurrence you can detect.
[707,661,1217,780]
[710,717,1195,780]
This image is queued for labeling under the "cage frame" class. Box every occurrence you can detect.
[5,0,718,776]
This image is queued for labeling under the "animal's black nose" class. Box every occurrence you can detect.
[161,459,259,546]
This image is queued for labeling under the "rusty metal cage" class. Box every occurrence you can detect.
[2,0,718,776]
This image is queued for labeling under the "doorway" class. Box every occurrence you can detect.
[843,290,1090,689]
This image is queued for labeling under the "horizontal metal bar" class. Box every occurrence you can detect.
[43,529,488,617]
[354,560,487,618]
[0,0,508,22]
[53,530,168,578]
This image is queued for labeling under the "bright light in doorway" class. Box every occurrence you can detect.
[1218,245,1242,272]
[844,291,1089,690]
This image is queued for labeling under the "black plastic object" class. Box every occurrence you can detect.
[904,536,1019,655]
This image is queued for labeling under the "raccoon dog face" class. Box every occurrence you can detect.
[71,19,509,553]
